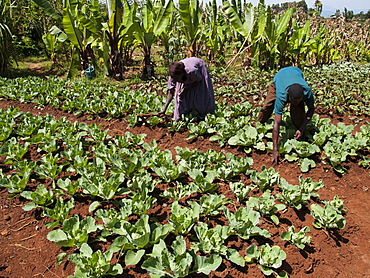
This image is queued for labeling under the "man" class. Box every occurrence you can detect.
[158,57,215,121]
[258,67,315,164]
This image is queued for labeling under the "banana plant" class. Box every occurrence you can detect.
[222,0,257,69]
[34,0,102,77]
[222,0,255,42]
[132,0,174,78]
[118,1,138,64]
[178,0,202,57]
[204,0,228,64]
[157,8,176,64]
[0,0,13,75]
[257,6,294,69]
[289,19,313,67]
[34,0,133,79]
[100,0,135,80]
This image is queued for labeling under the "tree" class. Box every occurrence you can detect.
[314,0,322,15]
[0,0,13,76]
[178,0,203,57]
[133,0,174,78]
[343,8,354,21]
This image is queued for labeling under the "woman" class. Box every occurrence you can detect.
[159,57,215,121]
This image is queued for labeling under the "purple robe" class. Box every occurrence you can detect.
[167,57,215,121]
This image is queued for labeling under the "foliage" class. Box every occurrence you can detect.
[245,244,288,277]
[223,206,271,240]
[169,201,200,235]
[47,215,102,247]
[246,190,286,225]
[229,181,254,202]
[142,236,222,277]
[0,0,13,75]
[67,243,123,278]
[276,177,324,209]
[249,165,280,191]
[310,196,347,229]
[0,93,364,277]
[281,226,311,249]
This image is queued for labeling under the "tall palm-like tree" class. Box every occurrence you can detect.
[0,0,13,76]
[178,0,202,57]
[133,0,174,78]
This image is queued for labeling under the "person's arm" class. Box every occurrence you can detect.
[294,105,315,139]
[158,88,174,115]
[179,80,200,98]
[272,114,282,164]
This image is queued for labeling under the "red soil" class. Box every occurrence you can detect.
[0,99,369,278]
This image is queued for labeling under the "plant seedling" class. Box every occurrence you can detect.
[281,226,311,249]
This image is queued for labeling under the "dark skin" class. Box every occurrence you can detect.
[271,95,315,164]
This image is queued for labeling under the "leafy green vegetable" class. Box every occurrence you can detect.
[56,178,81,196]
[43,197,75,229]
[142,236,222,277]
[169,201,200,235]
[276,177,324,209]
[249,165,280,191]
[21,184,55,211]
[323,195,347,215]
[109,214,172,251]
[245,244,287,277]
[192,194,231,217]
[310,197,346,229]
[77,157,126,200]
[223,206,271,239]
[0,137,29,163]
[152,162,183,182]
[34,153,64,181]
[68,243,123,278]
[246,190,286,225]
[161,181,198,202]
[281,226,311,249]
[0,168,32,197]
[215,153,253,180]
[188,169,219,193]
[229,181,254,202]
[192,222,244,266]
[228,125,263,151]
[47,215,102,247]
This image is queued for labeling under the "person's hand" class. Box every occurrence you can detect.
[294,129,303,139]
[271,150,280,165]
[294,130,302,139]
[157,110,165,116]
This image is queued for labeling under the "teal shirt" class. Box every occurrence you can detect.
[273,67,314,116]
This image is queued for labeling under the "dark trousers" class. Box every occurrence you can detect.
[257,82,305,129]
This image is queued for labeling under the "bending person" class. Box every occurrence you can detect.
[258,67,315,164]
[159,57,215,121]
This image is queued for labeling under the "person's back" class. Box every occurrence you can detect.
[258,66,315,164]
[273,67,313,116]
[179,57,215,119]
[160,57,215,121]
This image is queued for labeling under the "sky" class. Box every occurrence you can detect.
[244,0,370,13]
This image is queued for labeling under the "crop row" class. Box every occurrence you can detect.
[0,65,369,175]
[0,107,348,278]
[1,62,369,120]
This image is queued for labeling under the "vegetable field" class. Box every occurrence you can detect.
[0,62,370,278]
